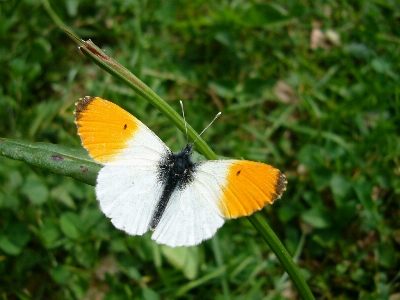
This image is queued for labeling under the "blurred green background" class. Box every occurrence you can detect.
[1,0,399,299]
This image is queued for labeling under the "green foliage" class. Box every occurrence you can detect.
[1,0,399,299]
[0,138,100,185]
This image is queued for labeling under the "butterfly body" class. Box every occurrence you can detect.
[75,96,286,247]
[151,144,196,230]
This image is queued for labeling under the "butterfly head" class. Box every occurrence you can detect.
[180,143,193,157]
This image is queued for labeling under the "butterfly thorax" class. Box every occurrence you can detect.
[150,144,197,230]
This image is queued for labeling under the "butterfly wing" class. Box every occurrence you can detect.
[152,159,286,247]
[75,96,170,236]
[75,96,169,165]
[151,180,225,247]
[197,160,287,219]
[96,164,164,235]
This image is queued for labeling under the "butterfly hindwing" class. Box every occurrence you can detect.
[96,164,164,235]
[151,179,225,247]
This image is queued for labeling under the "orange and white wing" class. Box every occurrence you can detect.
[197,160,287,219]
[151,160,286,247]
[74,96,169,236]
[74,96,169,165]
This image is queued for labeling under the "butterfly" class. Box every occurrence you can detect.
[74,96,287,247]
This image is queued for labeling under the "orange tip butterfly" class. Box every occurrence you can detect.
[74,96,287,247]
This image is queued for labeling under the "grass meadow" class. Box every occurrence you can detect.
[0,1,399,299]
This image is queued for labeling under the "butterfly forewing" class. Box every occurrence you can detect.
[96,164,164,235]
[75,96,169,165]
[195,160,286,219]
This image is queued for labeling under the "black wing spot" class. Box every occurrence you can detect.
[236,170,241,176]
[124,124,127,130]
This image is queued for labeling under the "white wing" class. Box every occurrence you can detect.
[96,164,164,236]
[151,163,226,247]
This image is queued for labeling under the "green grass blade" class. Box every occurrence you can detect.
[248,213,315,300]
[0,138,99,186]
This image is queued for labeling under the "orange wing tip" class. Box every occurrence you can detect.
[219,161,288,219]
[73,96,140,163]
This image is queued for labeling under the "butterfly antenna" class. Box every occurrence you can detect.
[180,100,189,143]
[193,111,222,144]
